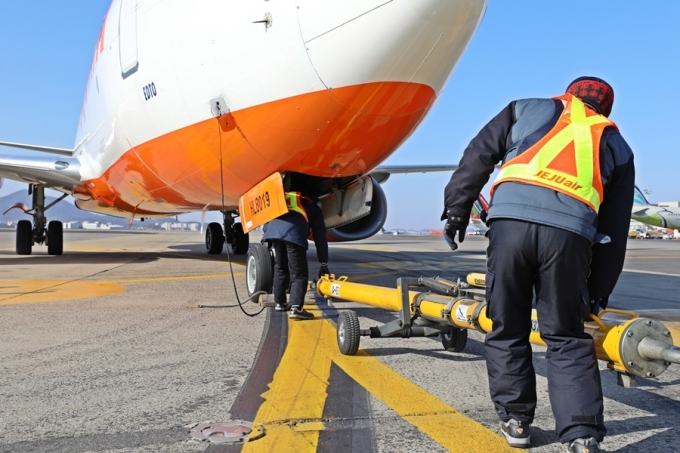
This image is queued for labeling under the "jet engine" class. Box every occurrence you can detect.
[324,176,388,242]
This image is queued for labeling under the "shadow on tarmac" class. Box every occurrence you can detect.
[0,245,249,267]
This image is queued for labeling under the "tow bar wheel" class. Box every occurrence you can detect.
[441,328,468,352]
[337,310,361,355]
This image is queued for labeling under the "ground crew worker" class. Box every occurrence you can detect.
[442,77,634,452]
[262,190,329,320]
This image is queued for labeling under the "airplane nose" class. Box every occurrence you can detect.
[297,0,487,97]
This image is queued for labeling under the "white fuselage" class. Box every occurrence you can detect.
[72,0,487,218]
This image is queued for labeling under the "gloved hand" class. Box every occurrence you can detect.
[581,300,598,322]
[318,264,330,278]
[581,296,607,322]
[479,209,488,226]
[443,213,469,251]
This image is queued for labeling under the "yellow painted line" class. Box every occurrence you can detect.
[0,272,248,306]
[243,308,332,453]
[666,323,680,347]
[0,279,125,306]
[634,311,680,347]
[246,306,513,452]
[104,273,244,284]
[326,320,513,453]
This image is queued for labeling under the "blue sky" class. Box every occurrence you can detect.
[1,1,678,229]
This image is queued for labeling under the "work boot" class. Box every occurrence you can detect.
[274,302,290,312]
[566,437,601,453]
[289,306,314,320]
[500,419,531,448]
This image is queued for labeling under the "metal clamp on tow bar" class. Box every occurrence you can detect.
[470,301,487,333]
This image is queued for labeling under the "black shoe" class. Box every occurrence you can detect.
[289,306,314,320]
[275,303,290,312]
[567,437,601,453]
[500,419,531,448]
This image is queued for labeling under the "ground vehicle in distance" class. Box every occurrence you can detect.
[629,229,648,239]
[647,229,664,240]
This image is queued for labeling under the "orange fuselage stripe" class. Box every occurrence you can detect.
[78,82,435,216]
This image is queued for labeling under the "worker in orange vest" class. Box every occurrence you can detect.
[262,190,329,320]
[442,77,635,453]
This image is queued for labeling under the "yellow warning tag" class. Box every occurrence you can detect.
[239,172,288,233]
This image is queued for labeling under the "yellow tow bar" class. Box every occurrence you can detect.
[317,274,680,388]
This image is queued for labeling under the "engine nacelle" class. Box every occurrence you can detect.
[326,177,387,242]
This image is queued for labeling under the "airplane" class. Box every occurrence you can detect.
[470,193,489,226]
[631,186,680,230]
[0,0,487,257]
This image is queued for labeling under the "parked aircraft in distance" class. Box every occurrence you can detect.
[0,0,487,255]
[632,186,680,230]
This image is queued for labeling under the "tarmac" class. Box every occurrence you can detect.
[1,230,679,453]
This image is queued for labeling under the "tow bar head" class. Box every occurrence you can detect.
[620,318,673,378]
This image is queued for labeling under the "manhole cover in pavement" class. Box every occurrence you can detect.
[190,421,253,443]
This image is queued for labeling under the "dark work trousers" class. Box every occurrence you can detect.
[485,219,605,443]
[272,240,309,308]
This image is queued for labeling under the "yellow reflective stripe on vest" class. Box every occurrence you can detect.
[284,192,309,222]
[493,97,612,212]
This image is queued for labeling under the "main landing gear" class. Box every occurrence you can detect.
[205,211,250,255]
[13,184,67,256]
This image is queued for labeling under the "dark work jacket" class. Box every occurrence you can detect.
[443,98,635,301]
[261,197,329,263]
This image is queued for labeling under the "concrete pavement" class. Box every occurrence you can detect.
[1,231,679,452]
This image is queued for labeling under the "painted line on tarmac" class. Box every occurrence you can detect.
[243,305,332,452]
[0,272,247,306]
[103,273,245,284]
[624,256,680,259]
[161,251,247,265]
[0,279,125,306]
[622,269,680,277]
[244,305,513,453]
[350,271,402,282]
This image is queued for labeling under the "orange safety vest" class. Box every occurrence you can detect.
[491,94,618,213]
[284,192,309,222]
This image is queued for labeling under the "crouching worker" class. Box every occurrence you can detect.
[262,191,329,320]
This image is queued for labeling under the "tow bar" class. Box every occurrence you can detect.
[316,274,680,388]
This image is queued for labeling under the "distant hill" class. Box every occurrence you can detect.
[0,190,180,226]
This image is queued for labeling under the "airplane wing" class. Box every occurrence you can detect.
[370,164,458,184]
[0,154,82,190]
[0,140,75,157]
[632,207,650,217]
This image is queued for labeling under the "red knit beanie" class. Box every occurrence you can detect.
[566,77,614,117]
